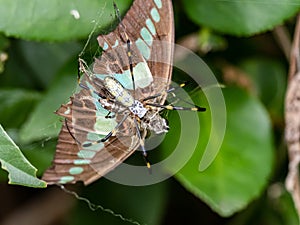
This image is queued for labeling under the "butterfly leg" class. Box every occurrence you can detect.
[142,82,206,112]
[142,83,188,102]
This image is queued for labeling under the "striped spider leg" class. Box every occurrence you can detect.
[75,61,206,170]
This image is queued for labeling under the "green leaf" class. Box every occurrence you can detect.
[266,184,300,225]
[0,0,132,41]
[1,40,82,90]
[198,28,227,53]
[239,58,286,120]
[0,89,41,128]
[19,72,77,143]
[182,0,300,36]
[161,87,274,216]
[16,41,82,88]
[0,125,46,187]
[0,33,9,50]
[22,139,57,177]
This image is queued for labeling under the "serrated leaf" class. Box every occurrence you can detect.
[161,87,274,216]
[182,0,300,36]
[0,0,132,41]
[0,125,46,187]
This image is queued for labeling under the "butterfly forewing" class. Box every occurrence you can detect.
[95,0,174,93]
[122,0,174,82]
[42,0,174,185]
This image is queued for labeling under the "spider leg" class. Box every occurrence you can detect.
[142,83,188,102]
[133,118,151,170]
[146,103,206,111]
[65,118,81,145]
[82,113,130,147]
[142,82,206,111]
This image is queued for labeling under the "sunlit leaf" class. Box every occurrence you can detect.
[0,0,132,41]
[239,58,286,120]
[182,0,300,36]
[161,87,274,216]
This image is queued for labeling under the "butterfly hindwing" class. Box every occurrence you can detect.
[43,76,141,185]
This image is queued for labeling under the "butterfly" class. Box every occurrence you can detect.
[42,0,205,185]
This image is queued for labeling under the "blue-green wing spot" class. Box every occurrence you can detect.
[151,8,160,23]
[96,62,153,89]
[132,62,153,87]
[154,0,162,9]
[74,159,91,165]
[87,132,106,141]
[94,117,117,135]
[140,27,153,46]
[112,40,119,48]
[77,150,97,159]
[80,78,118,134]
[69,167,84,175]
[64,107,71,115]
[146,18,156,35]
[103,42,109,50]
[59,176,75,184]
[135,38,151,60]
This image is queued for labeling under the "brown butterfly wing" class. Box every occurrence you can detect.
[122,0,174,83]
[42,0,174,185]
[95,0,174,95]
[42,118,140,185]
[42,77,140,185]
